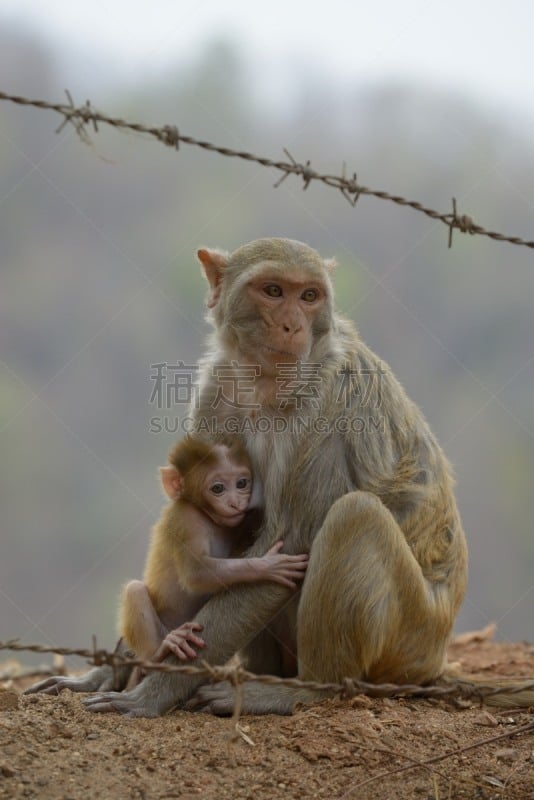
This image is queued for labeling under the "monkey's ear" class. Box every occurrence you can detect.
[160,466,183,500]
[324,257,337,274]
[197,248,229,309]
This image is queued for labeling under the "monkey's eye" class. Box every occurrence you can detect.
[210,483,225,495]
[236,478,250,490]
[301,288,319,302]
[264,285,282,298]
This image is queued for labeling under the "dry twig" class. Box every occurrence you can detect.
[343,720,534,795]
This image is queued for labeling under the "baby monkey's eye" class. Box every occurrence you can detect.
[236,478,250,490]
[210,483,225,495]
[264,285,282,298]
[301,289,319,302]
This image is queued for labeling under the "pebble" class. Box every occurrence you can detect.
[496,748,518,762]
[0,763,16,778]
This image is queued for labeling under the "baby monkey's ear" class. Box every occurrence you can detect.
[160,466,183,500]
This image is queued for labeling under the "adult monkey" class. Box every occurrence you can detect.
[56,239,532,714]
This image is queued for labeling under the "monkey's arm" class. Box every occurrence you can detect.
[186,540,308,593]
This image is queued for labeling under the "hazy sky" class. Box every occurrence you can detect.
[2,0,533,121]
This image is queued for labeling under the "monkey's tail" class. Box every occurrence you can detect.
[440,667,534,709]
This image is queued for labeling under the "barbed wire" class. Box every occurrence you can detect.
[1,89,533,251]
[2,638,534,704]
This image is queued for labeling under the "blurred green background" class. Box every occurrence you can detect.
[1,16,533,670]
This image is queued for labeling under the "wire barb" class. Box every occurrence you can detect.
[340,163,362,207]
[448,197,477,248]
[161,124,180,149]
[54,90,94,144]
[0,89,533,250]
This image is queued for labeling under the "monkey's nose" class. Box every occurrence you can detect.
[283,322,302,335]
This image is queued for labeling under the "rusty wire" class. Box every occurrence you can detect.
[2,638,534,704]
[1,89,533,251]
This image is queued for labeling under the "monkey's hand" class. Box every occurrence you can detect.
[256,541,308,589]
[153,622,205,662]
[24,665,118,696]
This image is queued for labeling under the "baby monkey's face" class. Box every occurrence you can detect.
[201,447,252,527]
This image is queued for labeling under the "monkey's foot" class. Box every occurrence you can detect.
[187,680,300,716]
[24,666,117,696]
[186,681,236,715]
[83,689,161,718]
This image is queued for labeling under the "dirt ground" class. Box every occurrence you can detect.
[1,632,533,800]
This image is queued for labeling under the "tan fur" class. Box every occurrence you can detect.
[80,238,533,716]
[117,433,307,671]
[117,436,254,661]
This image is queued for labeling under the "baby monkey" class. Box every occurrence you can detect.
[118,435,307,684]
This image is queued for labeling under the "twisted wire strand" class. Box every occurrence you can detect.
[1,90,533,250]
[2,638,533,702]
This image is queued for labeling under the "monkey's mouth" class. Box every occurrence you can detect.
[263,345,302,359]
[223,511,246,522]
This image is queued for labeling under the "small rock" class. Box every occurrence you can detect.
[496,748,518,762]
[86,733,100,740]
[472,711,499,727]
[0,763,17,778]
[349,695,373,708]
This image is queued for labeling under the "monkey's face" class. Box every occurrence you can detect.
[247,268,327,364]
[197,240,335,376]
[200,448,253,527]
[222,264,332,375]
